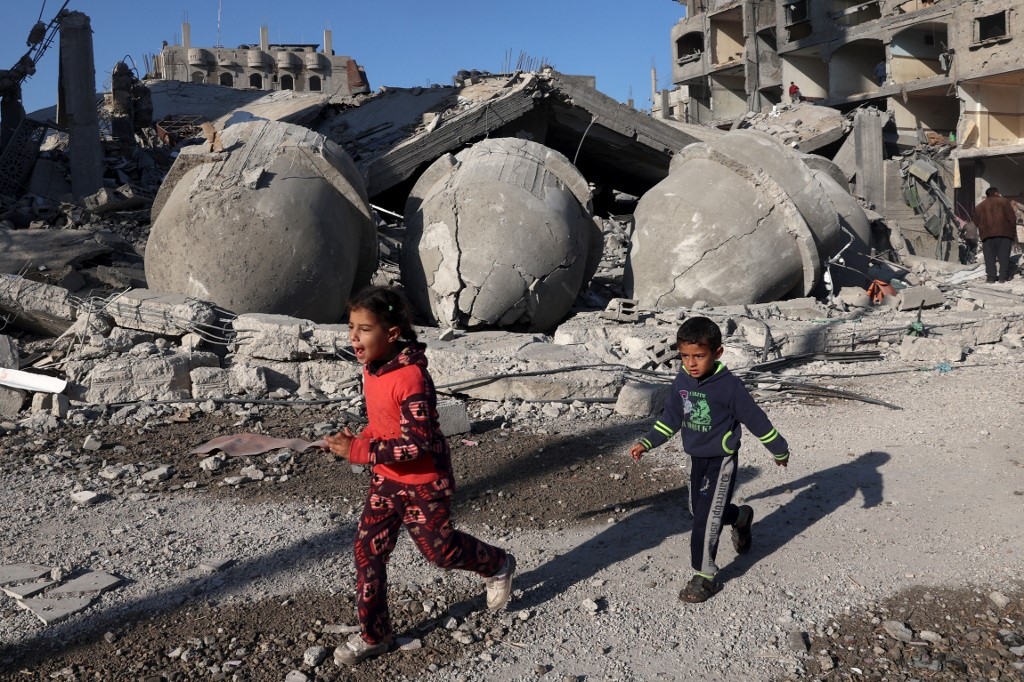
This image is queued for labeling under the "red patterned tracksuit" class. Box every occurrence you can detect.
[348,342,506,644]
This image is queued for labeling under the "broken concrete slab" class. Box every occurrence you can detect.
[402,138,602,331]
[614,381,670,417]
[2,580,54,599]
[0,274,79,335]
[47,569,121,593]
[231,313,319,361]
[0,563,53,585]
[899,336,964,363]
[65,352,205,404]
[898,286,945,311]
[317,69,700,201]
[100,288,222,336]
[0,228,113,277]
[18,595,95,625]
[147,120,377,323]
[190,364,269,400]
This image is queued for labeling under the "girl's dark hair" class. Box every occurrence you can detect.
[347,286,418,342]
[676,316,722,349]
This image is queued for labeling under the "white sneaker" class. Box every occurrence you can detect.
[485,553,516,610]
[333,632,391,666]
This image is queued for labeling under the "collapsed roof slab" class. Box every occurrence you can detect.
[316,69,707,202]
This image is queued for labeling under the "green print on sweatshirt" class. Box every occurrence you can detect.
[685,391,712,432]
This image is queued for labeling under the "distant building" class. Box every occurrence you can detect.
[151,22,370,97]
[669,0,1024,256]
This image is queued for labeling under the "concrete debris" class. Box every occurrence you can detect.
[402,137,602,331]
[627,129,870,309]
[739,102,852,153]
[897,285,945,311]
[614,381,670,417]
[599,299,639,323]
[0,274,79,335]
[0,334,25,417]
[146,120,377,323]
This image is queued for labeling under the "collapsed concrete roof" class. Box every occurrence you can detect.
[315,69,707,202]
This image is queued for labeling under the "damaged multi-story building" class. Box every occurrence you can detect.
[667,0,1024,261]
[150,22,370,97]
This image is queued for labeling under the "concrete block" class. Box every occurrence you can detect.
[956,299,980,311]
[102,288,220,336]
[614,381,670,417]
[599,298,639,323]
[0,274,78,335]
[0,563,53,585]
[437,398,471,436]
[73,353,193,403]
[18,595,95,625]
[899,336,964,363]
[836,287,871,308]
[30,393,70,418]
[898,286,944,312]
[232,313,317,361]
[644,337,677,368]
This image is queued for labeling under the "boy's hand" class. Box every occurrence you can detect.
[774,451,790,468]
[325,427,355,460]
[629,443,648,461]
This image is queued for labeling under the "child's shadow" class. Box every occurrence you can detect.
[723,450,890,584]
[512,487,688,610]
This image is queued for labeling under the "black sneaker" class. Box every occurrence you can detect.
[679,574,720,603]
[731,505,754,554]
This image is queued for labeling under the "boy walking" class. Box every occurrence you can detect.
[630,317,790,603]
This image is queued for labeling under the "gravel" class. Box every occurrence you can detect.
[0,348,1022,681]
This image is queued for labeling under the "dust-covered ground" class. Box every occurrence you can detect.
[0,345,1022,681]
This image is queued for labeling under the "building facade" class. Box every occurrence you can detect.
[151,23,370,97]
[669,0,1024,250]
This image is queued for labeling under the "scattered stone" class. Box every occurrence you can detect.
[882,620,914,642]
[581,598,601,614]
[990,591,1011,610]
[82,434,102,451]
[199,558,235,572]
[303,645,329,666]
[787,629,810,653]
[141,465,174,482]
[70,490,101,505]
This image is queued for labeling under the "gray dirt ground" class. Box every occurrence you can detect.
[0,342,1023,681]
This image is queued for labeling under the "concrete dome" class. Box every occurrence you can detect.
[145,120,376,323]
[401,138,602,332]
[626,129,868,308]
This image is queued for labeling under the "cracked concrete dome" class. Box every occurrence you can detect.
[401,137,602,332]
[626,129,867,308]
[145,120,377,323]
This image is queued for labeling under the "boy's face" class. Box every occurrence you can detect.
[677,341,723,379]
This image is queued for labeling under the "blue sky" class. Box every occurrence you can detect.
[6,1,688,116]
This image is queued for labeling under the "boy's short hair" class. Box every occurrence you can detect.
[676,316,722,349]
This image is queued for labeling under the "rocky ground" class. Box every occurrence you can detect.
[0,331,1022,682]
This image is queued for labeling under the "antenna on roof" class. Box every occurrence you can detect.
[216,0,223,48]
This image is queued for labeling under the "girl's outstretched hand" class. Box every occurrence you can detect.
[325,427,355,460]
[629,443,647,461]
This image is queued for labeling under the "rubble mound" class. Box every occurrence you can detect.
[144,120,377,323]
[401,137,602,332]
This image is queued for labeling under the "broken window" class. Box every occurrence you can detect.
[785,1,808,25]
[309,75,322,92]
[676,32,704,65]
[281,74,294,90]
[249,73,262,89]
[975,12,1007,42]
[219,73,233,87]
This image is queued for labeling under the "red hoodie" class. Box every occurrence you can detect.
[349,342,454,485]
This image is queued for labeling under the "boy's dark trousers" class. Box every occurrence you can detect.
[353,473,506,643]
[688,453,742,577]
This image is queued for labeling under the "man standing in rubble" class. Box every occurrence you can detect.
[972,187,1017,283]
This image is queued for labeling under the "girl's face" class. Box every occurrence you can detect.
[348,306,400,365]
